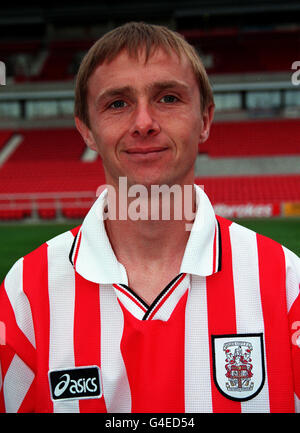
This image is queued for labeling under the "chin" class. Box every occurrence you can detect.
[127,171,171,187]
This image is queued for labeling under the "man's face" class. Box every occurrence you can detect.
[76,47,213,189]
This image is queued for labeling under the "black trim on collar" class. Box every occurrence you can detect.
[120,273,184,321]
[69,233,78,266]
[217,219,222,272]
[119,284,150,310]
[142,273,184,321]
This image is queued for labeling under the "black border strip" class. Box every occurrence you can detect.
[120,274,184,320]
[69,232,79,266]
[216,219,222,272]
[119,284,150,310]
[211,333,265,402]
[142,273,184,321]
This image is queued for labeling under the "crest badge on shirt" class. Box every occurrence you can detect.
[211,333,265,402]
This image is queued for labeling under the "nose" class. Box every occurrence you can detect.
[129,102,160,138]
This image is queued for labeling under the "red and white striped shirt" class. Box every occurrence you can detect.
[0,185,300,413]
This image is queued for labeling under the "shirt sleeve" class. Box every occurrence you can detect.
[0,258,36,413]
[284,246,300,413]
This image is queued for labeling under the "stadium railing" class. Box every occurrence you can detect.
[0,191,96,221]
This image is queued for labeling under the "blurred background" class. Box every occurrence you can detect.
[0,0,299,280]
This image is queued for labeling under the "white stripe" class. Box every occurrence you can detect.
[230,223,270,413]
[113,286,145,320]
[0,360,2,391]
[0,134,22,167]
[47,231,78,413]
[3,354,34,412]
[4,257,35,348]
[100,284,131,412]
[184,275,212,412]
[295,393,300,413]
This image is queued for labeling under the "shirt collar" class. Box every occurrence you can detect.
[70,184,221,284]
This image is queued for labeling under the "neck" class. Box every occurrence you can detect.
[104,181,196,266]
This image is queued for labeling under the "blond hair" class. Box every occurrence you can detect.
[75,21,214,127]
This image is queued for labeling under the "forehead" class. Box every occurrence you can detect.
[88,47,198,95]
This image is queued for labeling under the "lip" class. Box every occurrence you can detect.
[125,147,168,154]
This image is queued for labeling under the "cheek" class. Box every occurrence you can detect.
[92,126,117,154]
[171,116,201,149]
[92,115,128,148]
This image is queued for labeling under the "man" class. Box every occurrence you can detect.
[0,22,299,413]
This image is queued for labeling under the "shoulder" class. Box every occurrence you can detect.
[2,225,81,288]
[216,214,300,266]
[217,213,300,269]
[216,214,286,249]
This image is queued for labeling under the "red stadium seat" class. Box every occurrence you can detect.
[202,119,300,157]
[0,126,298,221]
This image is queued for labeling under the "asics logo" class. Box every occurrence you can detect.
[54,373,98,397]
[49,366,102,401]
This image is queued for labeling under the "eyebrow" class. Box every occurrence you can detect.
[95,86,133,109]
[147,80,190,93]
[95,80,190,109]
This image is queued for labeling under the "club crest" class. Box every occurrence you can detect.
[211,333,265,402]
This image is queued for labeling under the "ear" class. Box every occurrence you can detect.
[199,103,215,143]
[75,116,97,151]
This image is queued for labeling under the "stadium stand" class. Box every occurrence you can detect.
[35,41,85,82]
[7,128,86,162]
[201,118,300,156]
[0,17,299,221]
[0,119,299,220]
[183,28,300,75]
[195,175,300,204]
[0,128,106,220]
[0,130,13,152]
[1,28,299,82]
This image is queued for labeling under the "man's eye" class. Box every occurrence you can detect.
[109,100,127,109]
[159,95,178,103]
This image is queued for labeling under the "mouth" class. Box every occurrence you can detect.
[125,147,168,155]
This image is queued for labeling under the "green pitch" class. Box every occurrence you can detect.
[0,218,299,284]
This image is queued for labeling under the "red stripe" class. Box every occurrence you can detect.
[206,216,241,413]
[74,273,107,413]
[70,225,81,237]
[120,291,187,412]
[113,284,147,312]
[22,243,53,412]
[0,282,36,373]
[147,273,186,320]
[257,234,295,413]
